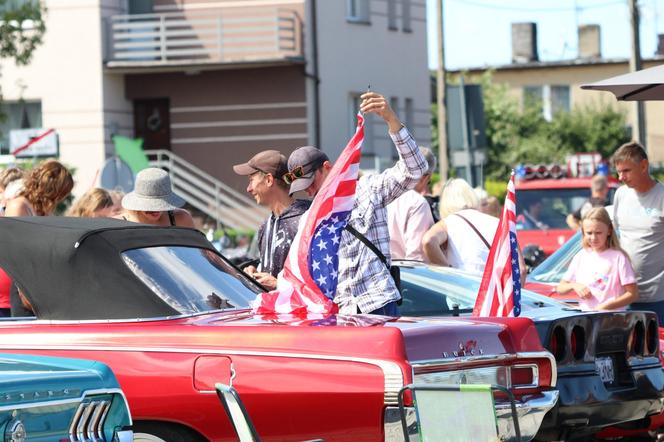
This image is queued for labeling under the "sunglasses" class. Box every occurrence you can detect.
[282,159,321,185]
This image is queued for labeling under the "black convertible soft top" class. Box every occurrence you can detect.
[0,217,216,320]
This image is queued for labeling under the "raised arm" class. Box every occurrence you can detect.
[359,92,428,206]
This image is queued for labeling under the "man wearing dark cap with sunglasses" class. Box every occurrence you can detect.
[233,150,311,290]
[285,91,428,315]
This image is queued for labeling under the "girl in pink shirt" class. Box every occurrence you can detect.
[556,207,638,311]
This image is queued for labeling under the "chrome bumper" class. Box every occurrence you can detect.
[384,390,559,442]
[114,429,134,442]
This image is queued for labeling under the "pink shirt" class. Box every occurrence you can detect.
[563,248,636,311]
[387,190,434,261]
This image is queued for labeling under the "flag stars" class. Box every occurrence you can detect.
[317,239,327,250]
[331,269,338,280]
[316,274,327,286]
[323,254,333,265]
[331,235,340,245]
[312,260,321,271]
[326,224,336,234]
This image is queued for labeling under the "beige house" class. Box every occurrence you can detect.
[449,23,664,165]
[0,0,431,219]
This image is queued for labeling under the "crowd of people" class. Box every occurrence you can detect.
[0,92,663,325]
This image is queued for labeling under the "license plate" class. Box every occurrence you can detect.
[595,356,615,384]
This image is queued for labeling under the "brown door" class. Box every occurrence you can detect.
[134,98,171,150]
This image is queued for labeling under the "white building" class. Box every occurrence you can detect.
[0,0,431,221]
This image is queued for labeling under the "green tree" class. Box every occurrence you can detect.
[0,0,46,66]
[478,72,630,181]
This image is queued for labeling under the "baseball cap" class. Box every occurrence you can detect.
[233,150,288,178]
[286,146,329,195]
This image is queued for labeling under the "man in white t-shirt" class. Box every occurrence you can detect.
[612,141,664,324]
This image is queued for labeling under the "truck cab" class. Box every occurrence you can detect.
[514,154,620,260]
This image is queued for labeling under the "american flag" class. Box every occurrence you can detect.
[473,172,522,317]
[252,113,365,315]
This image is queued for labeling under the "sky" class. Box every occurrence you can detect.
[426,0,664,70]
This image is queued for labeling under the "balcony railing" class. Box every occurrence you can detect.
[106,7,303,67]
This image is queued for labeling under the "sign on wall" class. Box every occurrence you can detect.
[10,128,58,158]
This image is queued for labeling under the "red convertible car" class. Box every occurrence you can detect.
[0,217,557,441]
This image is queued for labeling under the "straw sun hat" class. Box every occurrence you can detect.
[121,167,185,212]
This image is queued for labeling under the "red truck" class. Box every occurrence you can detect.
[515,155,620,259]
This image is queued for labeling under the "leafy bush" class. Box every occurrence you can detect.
[477,72,630,182]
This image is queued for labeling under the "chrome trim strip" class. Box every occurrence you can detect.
[411,351,557,387]
[0,344,404,405]
[76,402,96,440]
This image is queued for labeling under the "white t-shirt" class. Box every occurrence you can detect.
[445,209,499,274]
[613,182,664,302]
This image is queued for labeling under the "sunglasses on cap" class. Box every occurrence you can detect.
[282,159,322,185]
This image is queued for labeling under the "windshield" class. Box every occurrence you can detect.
[528,231,582,283]
[122,246,259,314]
[516,188,615,230]
[399,265,559,317]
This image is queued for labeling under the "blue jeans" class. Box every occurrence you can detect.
[366,301,399,317]
[630,300,664,326]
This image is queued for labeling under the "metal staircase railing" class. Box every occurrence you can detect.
[145,149,268,231]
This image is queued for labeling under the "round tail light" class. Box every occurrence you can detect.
[628,321,645,356]
[571,325,586,360]
[549,326,566,362]
[647,319,658,356]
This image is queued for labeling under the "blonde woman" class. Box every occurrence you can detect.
[67,188,121,218]
[422,178,526,282]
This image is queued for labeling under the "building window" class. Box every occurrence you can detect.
[0,101,42,154]
[387,0,397,30]
[349,94,362,137]
[402,0,412,32]
[551,85,570,116]
[523,85,570,121]
[405,98,414,136]
[0,0,39,12]
[347,0,370,24]
[350,92,373,155]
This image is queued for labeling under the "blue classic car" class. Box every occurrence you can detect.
[0,353,133,441]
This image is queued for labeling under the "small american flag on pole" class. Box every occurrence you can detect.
[473,172,522,317]
[252,113,365,315]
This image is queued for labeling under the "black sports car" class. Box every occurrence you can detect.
[396,260,664,441]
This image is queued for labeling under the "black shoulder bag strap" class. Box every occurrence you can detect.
[454,213,491,249]
[345,224,388,266]
[344,224,402,300]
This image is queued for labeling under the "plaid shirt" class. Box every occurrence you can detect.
[335,127,427,314]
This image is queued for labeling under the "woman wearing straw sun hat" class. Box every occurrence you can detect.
[117,167,195,227]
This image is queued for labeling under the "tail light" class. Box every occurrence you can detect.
[570,325,586,360]
[628,321,645,356]
[549,326,566,362]
[511,365,537,388]
[646,319,659,356]
[69,399,111,441]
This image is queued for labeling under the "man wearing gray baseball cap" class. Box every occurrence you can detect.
[285,91,428,315]
[233,150,310,290]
